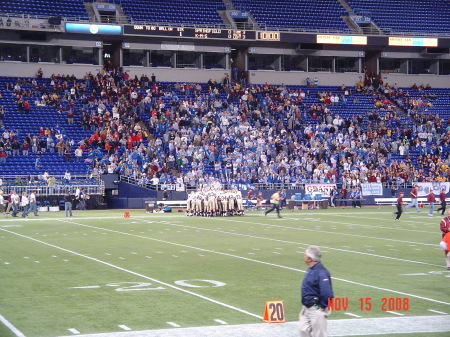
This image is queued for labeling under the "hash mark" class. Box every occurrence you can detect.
[427,309,447,315]
[214,319,228,325]
[118,325,132,331]
[386,311,404,316]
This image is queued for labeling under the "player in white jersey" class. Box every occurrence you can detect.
[235,189,244,216]
[186,191,195,216]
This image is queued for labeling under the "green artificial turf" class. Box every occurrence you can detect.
[0,208,448,336]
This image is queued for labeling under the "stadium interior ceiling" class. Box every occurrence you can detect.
[0,3,449,88]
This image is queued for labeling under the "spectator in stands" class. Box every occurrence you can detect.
[64,146,71,162]
[47,175,56,193]
[63,170,71,184]
[36,68,43,79]
[35,156,42,169]
[21,140,29,156]
[0,147,6,163]
[56,139,65,156]
[11,140,20,156]
[313,77,319,87]
[75,146,83,162]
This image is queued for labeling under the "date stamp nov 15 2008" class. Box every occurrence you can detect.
[327,298,410,311]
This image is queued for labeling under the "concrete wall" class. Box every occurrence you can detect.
[0,62,231,83]
[0,62,101,78]
[249,71,364,87]
[380,73,450,87]
[0,61,448,87]
[123,66,230,84]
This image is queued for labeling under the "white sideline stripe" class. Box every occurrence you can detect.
[428,309,448,315]
[68,328,80,334]
[118,325,131,331]
[214,319,228,325]
[344,312,361,318]
[0,314,26,337]
[69,286,101,289]
[218,217,437,247]
[58,315,450,337]
[144,219,443,268]
[386,311,405,316]
[0,228,262,321]
[166,322,180,328]
[51,220,450,307]
[337,214,435,233]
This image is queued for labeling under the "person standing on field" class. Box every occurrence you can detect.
[427,190,436,217]
[439,232,450,269]
[0,191,6,216]
[440,209,450,239]
[299,245,334,337]
[64,190,73,217]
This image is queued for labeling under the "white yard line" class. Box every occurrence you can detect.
[0,314,26,337]
[344,312,362,318]
[48,221,450,306]
[68,328,80,335]
[134,219,443,268]
[216,217,437,247]
[166,322,180,328]
[0,228,262,321]
[336,214,437,233]
[428,309,448,315]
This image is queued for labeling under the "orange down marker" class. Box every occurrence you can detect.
[263,300,285,323]
[123,211,130,218]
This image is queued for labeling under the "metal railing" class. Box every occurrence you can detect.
[1,10,449,37]
[0,174,104,196]
[119,175,414,192]
[0,184,103,196]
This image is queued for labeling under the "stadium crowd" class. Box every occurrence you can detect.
[1,67,450,189]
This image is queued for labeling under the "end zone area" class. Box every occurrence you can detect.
[0,208,449,336]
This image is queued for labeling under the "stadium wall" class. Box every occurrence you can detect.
[1,62,449,88]
[249,71,450,88]
[107,187,420,209]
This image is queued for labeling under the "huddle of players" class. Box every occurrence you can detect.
[186,189,244,217]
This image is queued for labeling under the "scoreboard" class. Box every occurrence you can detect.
[124,25,255,40]
[116,25,447,47]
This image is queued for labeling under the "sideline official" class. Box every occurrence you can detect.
[299,246,334,337]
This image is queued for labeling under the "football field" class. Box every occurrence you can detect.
[0,207,449,337]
